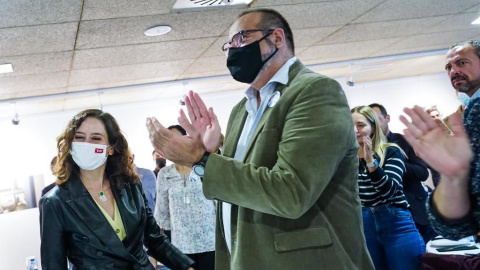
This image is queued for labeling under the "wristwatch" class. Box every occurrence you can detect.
[192,152,210,177]
[366,159,379,168]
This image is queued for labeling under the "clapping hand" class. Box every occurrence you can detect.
[399,105,472,181]
[146,91,222,167]
[180,90,222,153]
[146,117,205,167]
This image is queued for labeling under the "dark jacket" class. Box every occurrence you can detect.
[388,132,430,225]
[39,176,194,270]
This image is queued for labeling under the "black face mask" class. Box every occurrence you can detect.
[156,158,166,168]
[226,34,278,84]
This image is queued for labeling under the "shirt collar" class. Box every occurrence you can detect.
[244,56,297,100]
[470,88,480,100]
[464,88,480,111]
[268,56,297,86]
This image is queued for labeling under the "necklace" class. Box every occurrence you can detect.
[181,174,190,204]
[181,174,189,187]
[87,183,111,203]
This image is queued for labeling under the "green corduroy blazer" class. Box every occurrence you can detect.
[203,60,374,270]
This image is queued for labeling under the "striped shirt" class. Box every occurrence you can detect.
[358,146,409,208]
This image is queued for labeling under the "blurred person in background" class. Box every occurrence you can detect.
[426,106,441,121]
[352,105,425,270]
[133,154,157,212]
[369,103,437,243]
[154,125,215,270]
[153,150,167,178]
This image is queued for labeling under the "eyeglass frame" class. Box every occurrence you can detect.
[221,28,275,55]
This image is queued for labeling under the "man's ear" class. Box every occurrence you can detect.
[271,28,285,48]
[386,114,391,123]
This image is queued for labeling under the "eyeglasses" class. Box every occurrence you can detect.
[221,28,274,55]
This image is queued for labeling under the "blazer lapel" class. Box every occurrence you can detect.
[223,99,248,158]
[66,177,130,258]
[241,61,303,161]
[242,106,273,161]
[111,183,140,245]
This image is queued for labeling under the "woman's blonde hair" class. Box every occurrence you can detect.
[55,109,139,188]
[351,105,405,167]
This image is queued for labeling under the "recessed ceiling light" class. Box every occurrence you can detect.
[144,25,172,36]
[472,17,480,25]
[0,63,13,74]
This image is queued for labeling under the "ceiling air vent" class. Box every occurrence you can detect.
[172,0,253,12]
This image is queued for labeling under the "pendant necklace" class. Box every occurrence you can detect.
[88,182,111,203]
[181,174,190,204]
[99,189,108,202]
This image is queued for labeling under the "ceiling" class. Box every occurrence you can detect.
[0,0,479,119]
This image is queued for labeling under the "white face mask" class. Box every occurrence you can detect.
[71,142,109,170]
[457,92,470,107]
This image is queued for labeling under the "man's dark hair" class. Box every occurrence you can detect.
[450,40,480,59]
[238,8,295,54]
[368,103,388,117]
[167,124,187,136]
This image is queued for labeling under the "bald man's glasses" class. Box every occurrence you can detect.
[222,28,274,55]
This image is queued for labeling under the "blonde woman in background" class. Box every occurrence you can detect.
[351,105,425,270]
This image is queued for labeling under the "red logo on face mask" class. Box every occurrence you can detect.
[95,148,104,153]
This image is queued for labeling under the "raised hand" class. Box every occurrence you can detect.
[362,136,374,163]
[179,91,222,153]
[146,117,205,167]
[399,105,472,180]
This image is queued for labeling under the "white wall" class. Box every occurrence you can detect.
[0,208,41,270]
[0,71,462,269]
[344,72,459,133]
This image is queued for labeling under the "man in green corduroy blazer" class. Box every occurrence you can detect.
[147,8,374,270]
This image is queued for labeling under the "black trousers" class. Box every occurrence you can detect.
[186,251,215,270]
[163,230,171,242]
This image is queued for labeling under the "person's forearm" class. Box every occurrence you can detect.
[432,175,471,220]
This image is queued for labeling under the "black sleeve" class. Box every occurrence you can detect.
[137,183,194,270]
[392,133,429,182]
[40,196,68,270]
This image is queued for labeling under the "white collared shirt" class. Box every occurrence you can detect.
[222,57,297,253]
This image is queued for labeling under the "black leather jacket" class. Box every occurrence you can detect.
[39,176,194,270]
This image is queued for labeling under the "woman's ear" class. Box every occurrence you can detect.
[107,145,114,155]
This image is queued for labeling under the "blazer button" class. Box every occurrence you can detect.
[96,251,103,256]
[133,263,140,269]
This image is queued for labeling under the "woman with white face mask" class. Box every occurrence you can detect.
[39,109,195,270]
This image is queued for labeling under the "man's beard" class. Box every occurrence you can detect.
[452,73,480,93]
[253,41,277,83]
